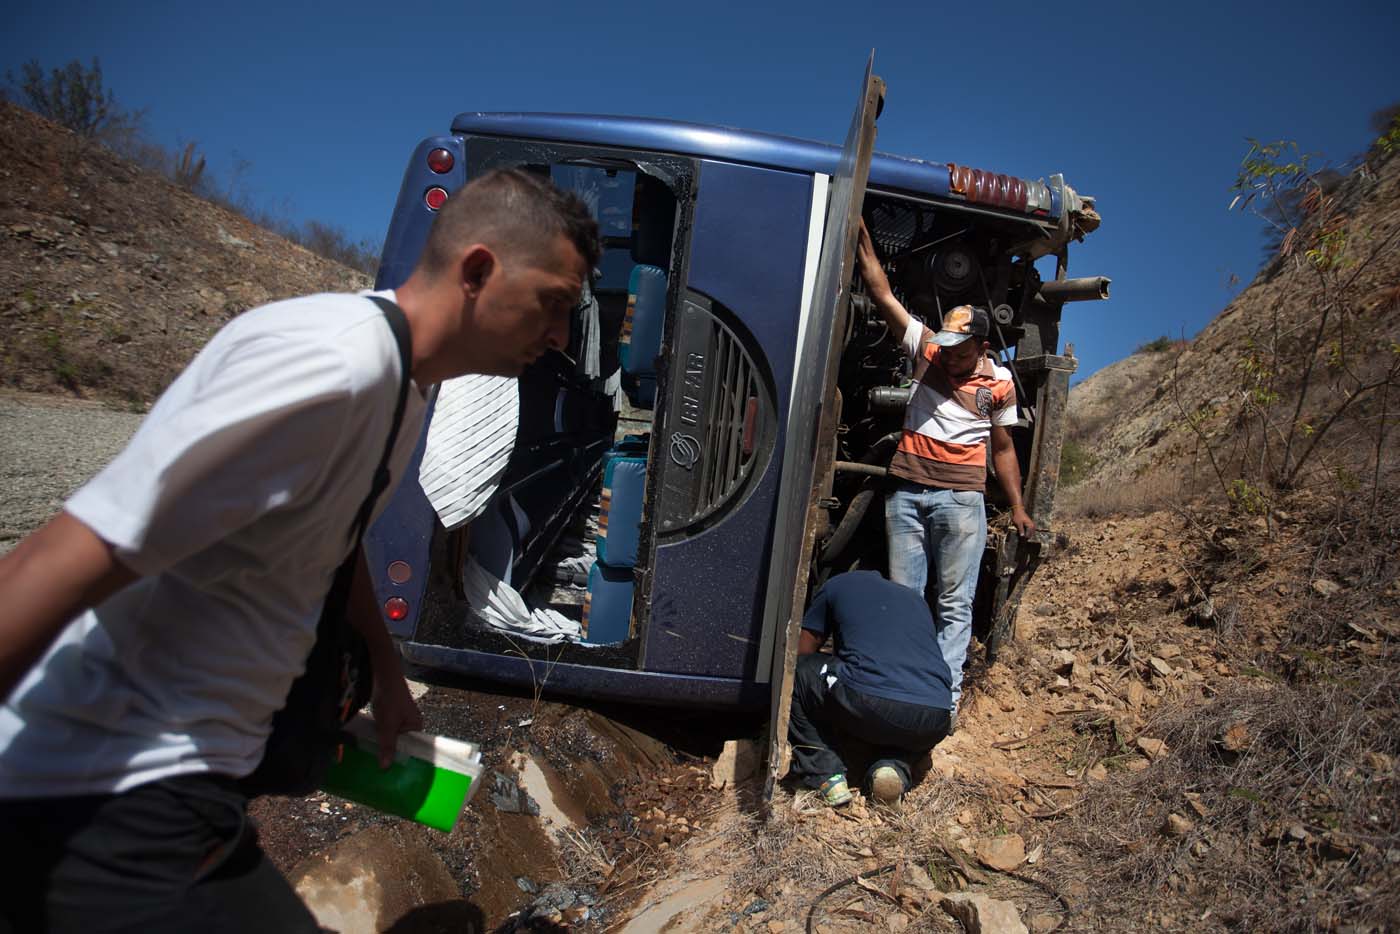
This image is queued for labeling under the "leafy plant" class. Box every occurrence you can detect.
[6,57,142,142]
[1205,135,1400,508]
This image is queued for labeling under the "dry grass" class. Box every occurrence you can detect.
[1043,488,1400,932]
[1059,467,1186,519]
[1047,671,1400,931]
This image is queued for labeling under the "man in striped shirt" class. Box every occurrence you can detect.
[856,222,1036,720]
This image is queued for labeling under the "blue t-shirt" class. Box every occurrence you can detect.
[801,571,953,709]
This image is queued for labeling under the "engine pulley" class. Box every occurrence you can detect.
[927,246,979,295]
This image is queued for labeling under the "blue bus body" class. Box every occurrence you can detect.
[367,85,1103,714]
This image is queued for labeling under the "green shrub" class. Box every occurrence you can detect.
[1135,335,1175,354]
[1060,437,1097,486]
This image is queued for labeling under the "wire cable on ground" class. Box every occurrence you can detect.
[804,858,1075,933]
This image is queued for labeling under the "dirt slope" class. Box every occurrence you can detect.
[0,102,370,404]
[1066,148,1400,497]
[630,493,1397,933]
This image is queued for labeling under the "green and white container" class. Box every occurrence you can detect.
[321,714,483,832]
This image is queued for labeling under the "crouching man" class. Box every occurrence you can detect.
[787,571,952,807]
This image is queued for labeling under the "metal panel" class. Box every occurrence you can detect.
[400,641,769,710]
[449,112,965,209]
[761,56,885,797]
[375,135,466,290]
[640,159,812,679]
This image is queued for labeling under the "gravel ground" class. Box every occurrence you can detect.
[0,391,143,554]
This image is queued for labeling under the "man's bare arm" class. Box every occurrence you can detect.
[856,220,914,338]
[797,629,826,656]
[990,425,1036,538]
[348,546,423,766]
[0,513,137,699]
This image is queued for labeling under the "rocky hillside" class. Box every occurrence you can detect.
[0,102,370,404]
[1065,144,1400,504]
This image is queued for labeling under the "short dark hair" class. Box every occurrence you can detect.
[419,168,601,277]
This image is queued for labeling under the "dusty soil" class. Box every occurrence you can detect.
[619,495,1398,933]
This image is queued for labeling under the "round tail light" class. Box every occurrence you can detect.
[426,148,454,174]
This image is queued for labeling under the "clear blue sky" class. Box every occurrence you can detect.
[5,0,1397,380]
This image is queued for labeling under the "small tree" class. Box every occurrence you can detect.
[7,57,141,141]
[1194,136,1400,513]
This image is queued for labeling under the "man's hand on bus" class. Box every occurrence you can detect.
[1010,505,1036,539]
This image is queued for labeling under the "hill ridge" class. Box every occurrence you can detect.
[0,101,371,404]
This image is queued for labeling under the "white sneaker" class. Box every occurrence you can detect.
[869,766,905,805]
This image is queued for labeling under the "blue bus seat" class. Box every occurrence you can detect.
[596,448,647,568]
[582,563,633,645]
[619,264,667,406]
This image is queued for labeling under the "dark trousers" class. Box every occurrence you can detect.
[0,774,319,934]
[788,653,950,791]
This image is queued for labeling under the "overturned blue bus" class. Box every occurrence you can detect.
[365,65,1106,741]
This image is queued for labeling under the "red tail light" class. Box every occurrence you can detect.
[426,148,454,174]
[424,187,449,211]
[384,597,409,621]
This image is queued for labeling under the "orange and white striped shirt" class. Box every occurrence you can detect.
[888,321,1018,492]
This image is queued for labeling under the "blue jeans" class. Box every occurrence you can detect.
[884,481,987,710]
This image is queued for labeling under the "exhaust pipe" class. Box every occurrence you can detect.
[1039,276,1110,303]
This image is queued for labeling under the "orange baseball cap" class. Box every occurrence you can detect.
[931,305,991,346]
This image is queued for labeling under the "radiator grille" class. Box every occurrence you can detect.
[690,320,763,524]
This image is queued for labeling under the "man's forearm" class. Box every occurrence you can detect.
[347,546,424,763]
[990,433,1035,537]
[0,513,136,699]
[856,221,913,337]
[993,445,1026,510]
[871,291,914,339]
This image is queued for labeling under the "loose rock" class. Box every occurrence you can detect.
[710,738,761,788]
[941,892,1028,934]
[1161,813,1194,836]
[1137,737,1168,759]
[975,833,1026,871]
[1216,722,1251,754]
[1311,579,1341,597]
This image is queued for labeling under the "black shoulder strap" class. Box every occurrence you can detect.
[352,295,413,543]
[313,295,413,636]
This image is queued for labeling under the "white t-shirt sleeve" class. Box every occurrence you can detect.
[66,331,354,576]
[991,367,1019,427]
[901,319,928,358]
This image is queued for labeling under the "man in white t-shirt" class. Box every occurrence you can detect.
[0,168,599,931]
[855,221,1036,724]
